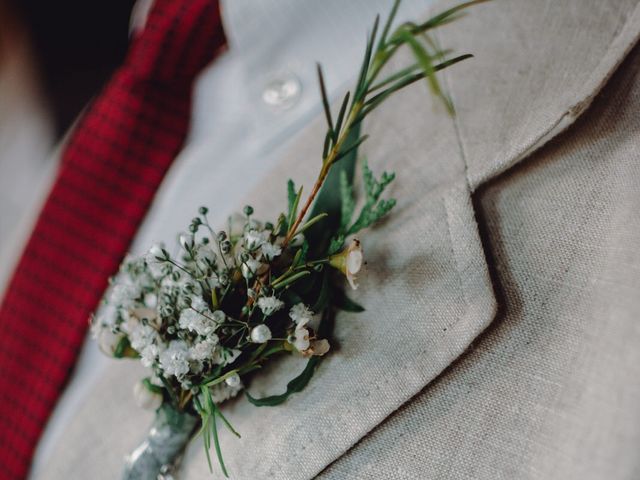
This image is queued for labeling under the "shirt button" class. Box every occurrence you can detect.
[261,73,302,111]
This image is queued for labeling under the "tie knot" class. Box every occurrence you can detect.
[125,0,226,86]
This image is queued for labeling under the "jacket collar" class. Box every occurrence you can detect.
[436,0,640,191]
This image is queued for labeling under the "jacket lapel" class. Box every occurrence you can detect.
[436,0,640,191]
[36,1,640,479]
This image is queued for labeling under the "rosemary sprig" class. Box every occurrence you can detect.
[283,0,482,247]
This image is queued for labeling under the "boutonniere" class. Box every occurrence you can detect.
[91,1,482,477]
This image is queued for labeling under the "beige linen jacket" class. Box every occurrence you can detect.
[36,0,640,479]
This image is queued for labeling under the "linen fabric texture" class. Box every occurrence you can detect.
[33,0,640,479]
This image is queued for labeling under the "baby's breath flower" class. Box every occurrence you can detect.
[261,242,282,261]
[139,343,164,368]
[244,229,266,251]
[241,258,261,279]
[194,244,217,268]
[190,335,220,362]
[257,295,284,317]
[209,381,243,404]
[178,308,217,336]
[129,324,160,353]
[109,283,140,308]
[250,324,272,343]
[289,303,313,327]
[159,340,190,379]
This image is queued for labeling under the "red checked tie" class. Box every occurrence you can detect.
[0,1,225,477]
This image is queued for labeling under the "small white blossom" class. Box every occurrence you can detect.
[329,238,363,290]
[109,283,140,308]
[289,303,313,327]
[129,324,160,353]
[133,380,163,410]
[241,257,261,279]
[244,229,266,251]
[190,335,220,362]
[194,244,217,269]
[178,308,217,336]
[261,242,282,261]
[291,326,310,351]
[139,343,164,368]
[250,324,272,343]
[159,340,190,378]
[209,381,243,404]
[257,295,284,317]
[189,295,208,312]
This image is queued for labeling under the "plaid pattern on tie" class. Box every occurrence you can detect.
[0,1,225,477]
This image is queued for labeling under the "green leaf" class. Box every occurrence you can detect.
[287,185,303,233]
[347,161,397,235]
[317,63,335,138]
[377,0,401,50]
[334,135,369,164]
[287,179,297,225]
[335,290,365,312]
[311,271,331,313]
[210,404,229,478]
[355,14,380,101]
[113,336,131,358]
[333,91,351,139]
[396,27,454,114]
[296,213,329,236]
[215,407,241,439]
[272,270,312,290]
[328,234,345,256]
[142,377,163,395]
[245,356,321,407]
[339,170,355,232]
[204,369,240,387]
[409,0,488,35]
[365,54,472,110]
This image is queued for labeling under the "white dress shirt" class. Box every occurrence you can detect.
[21,0,433,476]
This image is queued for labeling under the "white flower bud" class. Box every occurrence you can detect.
[179,233,194,250]
[98,330,125,357]
[290,233,305,247]
[133,381,163,411]
[225,373,241,388]
[241,258,261,279]
[250,324,272,343]
[244,230,265,251]
[148,244,166,262]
